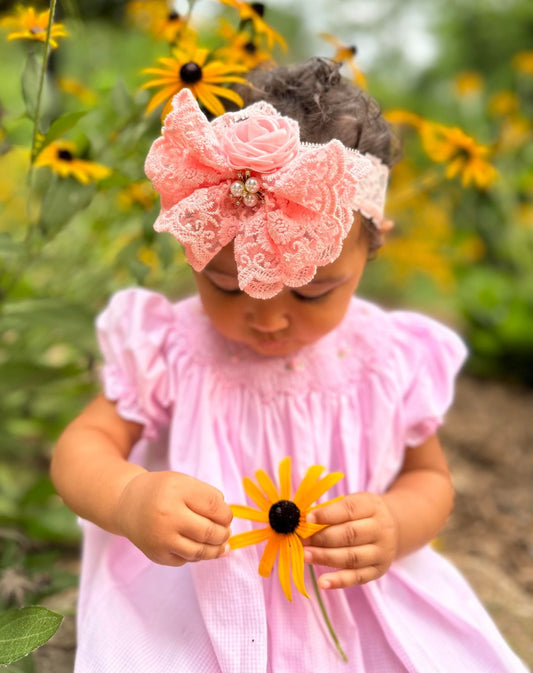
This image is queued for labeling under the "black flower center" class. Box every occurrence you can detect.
[244,41,257,55]
[268,500,300,534]
[180,62,203,84]
[167,11,180,21]
[251,3,265,17]
[57,149,74,162]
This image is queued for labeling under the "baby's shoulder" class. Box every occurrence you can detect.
[343,298,467,378]
[96,287,201,350]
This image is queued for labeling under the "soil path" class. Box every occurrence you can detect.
[35,375,533,671]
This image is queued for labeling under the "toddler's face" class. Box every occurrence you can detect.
[194,217,369,357]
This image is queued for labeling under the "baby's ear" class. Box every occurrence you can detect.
[380,219,395,234]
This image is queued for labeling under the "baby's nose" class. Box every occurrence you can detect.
[246,298,290,333]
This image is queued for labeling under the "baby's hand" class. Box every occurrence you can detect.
[302,492,398,589]
[115,471,233,566]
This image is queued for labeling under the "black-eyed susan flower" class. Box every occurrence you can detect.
[319,33,367,89]
[216,19,273,69]
[420,123,498,189]
[126,0,191,43]
[141,42,248,119]
[229,457,343,602]
[219,0,286,51]
[34,141,111,184]
[1,6,67,49]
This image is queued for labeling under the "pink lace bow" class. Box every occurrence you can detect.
[145,88,389,299]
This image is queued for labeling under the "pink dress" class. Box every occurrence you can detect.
[75,288,528,673]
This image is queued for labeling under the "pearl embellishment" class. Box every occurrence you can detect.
[229,170,263,207]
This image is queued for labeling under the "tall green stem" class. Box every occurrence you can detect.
[30,0,58,163]
[308,565,348,663]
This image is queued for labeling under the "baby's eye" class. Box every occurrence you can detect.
[291,289,333,302]
[207,276,242,295]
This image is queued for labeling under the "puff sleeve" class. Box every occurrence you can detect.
[390,311,468,447]
[96,288,177,440]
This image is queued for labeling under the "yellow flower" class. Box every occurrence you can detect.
[385,109,424,129]
[1,6,67,49]
[118,180,157,210]
[218,0,286,51]
[141,43,248,119]
[57,77,98,105]
[229,457,343,601]
[34,141,111,184]
[126,0,192,43]
[454,71,483,97]
[488,90,519,118]
[512,50,533,75]
[420,123,498,189]
[319,33,367,89]
[216,19,273,68]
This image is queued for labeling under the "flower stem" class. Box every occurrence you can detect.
[30,0,58,164]
[308,565,348,663]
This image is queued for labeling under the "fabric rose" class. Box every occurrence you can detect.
[219,115,300,173]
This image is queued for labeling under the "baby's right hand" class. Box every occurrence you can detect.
[114,471,233,566]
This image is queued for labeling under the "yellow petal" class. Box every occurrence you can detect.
[258,532,281,577]
[288,534,309,598]
[228,527,270,550]
[279,457,291,500]
[255,469,280,503]
[230,505,269,523]
[292,465,324,508]
[308,495,344,511]
[243,476,272,511]
[295,521,328,539]
[278,536,292,601]
[297,472,344,511]
[195,84,227,117]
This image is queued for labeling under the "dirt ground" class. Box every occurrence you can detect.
[35,375,533,672]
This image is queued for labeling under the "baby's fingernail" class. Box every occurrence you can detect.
[307,512,316,524]
[320,579,331,590]
[303,550,313,563]
[220,543,231,557]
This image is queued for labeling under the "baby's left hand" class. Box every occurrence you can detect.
[302,492,398,589]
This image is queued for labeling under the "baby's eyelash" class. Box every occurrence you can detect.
[208,278,242,295]
[291,289,333,302]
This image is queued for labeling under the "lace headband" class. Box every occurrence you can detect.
[145,88,389,299]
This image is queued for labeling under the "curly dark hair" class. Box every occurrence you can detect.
[234,58,401,255]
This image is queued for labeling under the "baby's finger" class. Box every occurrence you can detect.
[179,511,232,546]
[168,536,231,564]
[316,566,382,590]
[183,484,233,526]
[304,543,378,571]
[304,517,377,548]
[308,493,377,526]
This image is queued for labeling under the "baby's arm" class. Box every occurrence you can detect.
[51,394,233,566]
[303,433,453,589]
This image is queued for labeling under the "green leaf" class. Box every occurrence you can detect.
[0,235,21,260]
[41,111,89,149]
[1,298,93,335]
[21,52,42,121]
[0,361,82,393]
[38,177,95,238]
[0,607,62,665]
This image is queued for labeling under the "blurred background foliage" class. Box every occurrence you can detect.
[0,0,531,630]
